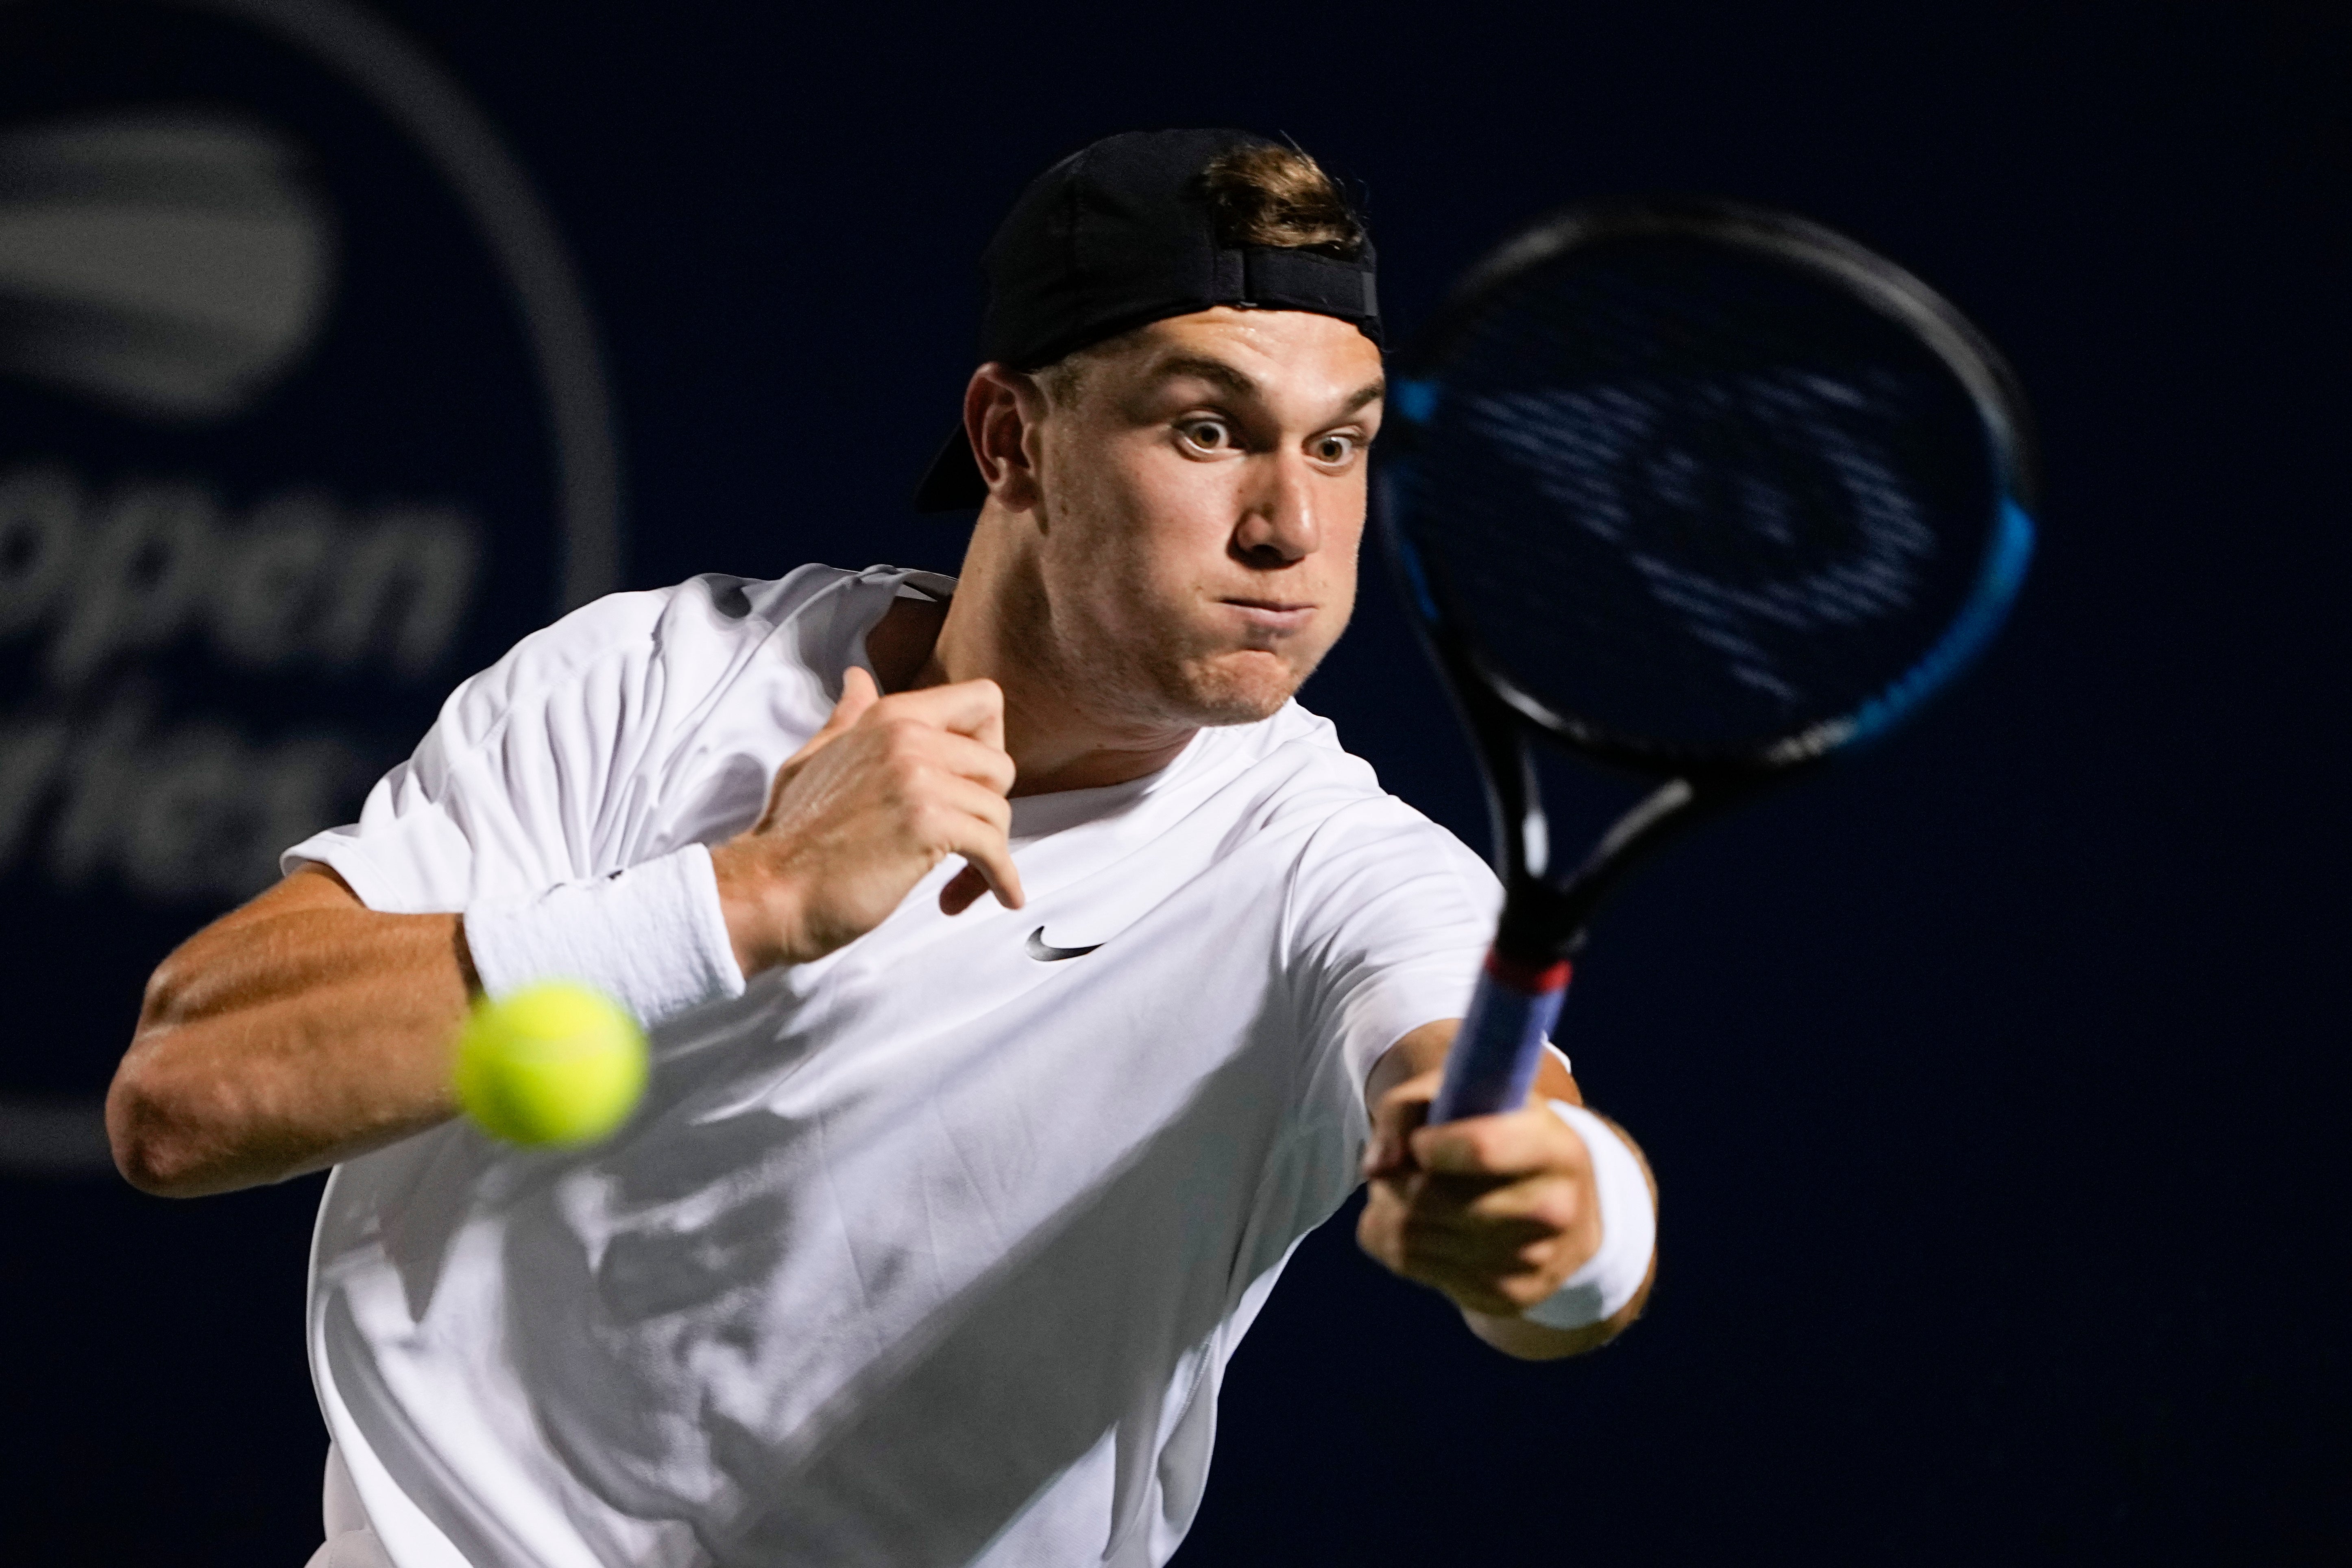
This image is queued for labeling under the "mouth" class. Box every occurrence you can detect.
[1218,597,1316,632]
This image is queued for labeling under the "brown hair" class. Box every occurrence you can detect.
[1197,142,1366,260]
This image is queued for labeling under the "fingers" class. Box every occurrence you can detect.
[919,775,1025,914]
[1400,1211,1578,1273]
[1412,1103,1589,1180]
[873,676,1007,752]
[783,676,1011,791]
[1358,1168,1594,1312]
[765,696,1018,840]
[860,688,1018,914]
[1367,1165,1585,1245]
[1363,1071,1438,1178]
[1358,1095,1604,1315]
[913,727,1018,797]
[744,670,1024,962]
[840,690,1016,798]
[938,850,1023,917]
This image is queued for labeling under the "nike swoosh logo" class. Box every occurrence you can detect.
[1025,927,1102,962]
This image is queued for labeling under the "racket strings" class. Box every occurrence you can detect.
[1397,233,2000,756]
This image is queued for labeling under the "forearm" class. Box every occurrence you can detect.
[107,869,475,1196]
[106,671,1026,1198]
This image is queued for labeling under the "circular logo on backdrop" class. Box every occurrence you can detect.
[0,0,620,1171]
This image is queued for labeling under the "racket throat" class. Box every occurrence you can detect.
[1493,776,1708,967]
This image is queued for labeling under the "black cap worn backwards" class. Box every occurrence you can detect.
[912,127,1382,513]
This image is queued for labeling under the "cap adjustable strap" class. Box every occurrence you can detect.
[1213,247,1381,330]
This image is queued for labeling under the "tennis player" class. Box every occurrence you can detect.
[108,129,1658,1568]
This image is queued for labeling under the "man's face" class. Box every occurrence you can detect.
[1018,306,1384,728]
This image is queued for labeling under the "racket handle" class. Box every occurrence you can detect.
[1430,953,1571,1122]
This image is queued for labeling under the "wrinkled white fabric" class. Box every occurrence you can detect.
[286,565,1500,1568]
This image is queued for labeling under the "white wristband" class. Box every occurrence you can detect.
[1522,1100,1657,1331]
[463,842,746,1027]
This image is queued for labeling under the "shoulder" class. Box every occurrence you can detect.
[1215,700,1491,882]
[431,565,854,752]
[1219,709,1496,1026]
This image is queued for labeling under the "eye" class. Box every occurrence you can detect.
[1179,417,1234,452]
[1311,432,1359,465]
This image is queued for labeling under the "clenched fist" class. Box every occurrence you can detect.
[711,667,1025,975]
[1357,1064,1608,1322]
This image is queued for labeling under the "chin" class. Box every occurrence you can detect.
[1168,648,1312,726]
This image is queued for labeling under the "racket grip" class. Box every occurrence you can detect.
[1430,953,1571,1123]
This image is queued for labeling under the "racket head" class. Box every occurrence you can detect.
[1378,198,2037,778]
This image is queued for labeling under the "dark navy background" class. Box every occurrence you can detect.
[5,4,2347,1562]
[0,0,574,1103]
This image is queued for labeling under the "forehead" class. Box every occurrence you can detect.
[1103,306,1384,401]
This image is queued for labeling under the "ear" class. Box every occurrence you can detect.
[964,362,1047,512]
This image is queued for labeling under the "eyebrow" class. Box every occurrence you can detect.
[1146,353,1386,417]
[1149,355,1260,400]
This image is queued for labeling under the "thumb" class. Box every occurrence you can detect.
[792,665,880,759]
[759,665,884,826]
[827,665,882,731]
[1362,1085,1434,1179]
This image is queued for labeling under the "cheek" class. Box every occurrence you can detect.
[1327,489,1368,570]
[1307,480,1367,594]
[1067,450,1236,595]
[1131,450,1240,550]
[1038,454,1185,630]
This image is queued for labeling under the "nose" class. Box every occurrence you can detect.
[1230,449,1322,569]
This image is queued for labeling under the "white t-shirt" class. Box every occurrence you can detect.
[288,564,1501,1568]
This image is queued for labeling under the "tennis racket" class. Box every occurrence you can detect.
[1377,198,2037,1124]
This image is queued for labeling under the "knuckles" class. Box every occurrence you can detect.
[1508,1186,1585,1237]
[1356,1100,1606,1313]
[882,754,931,798]
[905,801,954,846]
[1412,1109,1590,1181]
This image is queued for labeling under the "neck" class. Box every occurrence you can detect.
[876,517,1197,798]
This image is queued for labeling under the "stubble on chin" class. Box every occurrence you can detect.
[1112,591,1347,728]
[1025,529,1335,732]
[1161,646,1317,726]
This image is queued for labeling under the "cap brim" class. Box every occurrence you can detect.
[912,420,988,513]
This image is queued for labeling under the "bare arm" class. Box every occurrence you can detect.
[107,864,476,1197]
[110,665,1023,1199]
[1357,1019,1658,1360]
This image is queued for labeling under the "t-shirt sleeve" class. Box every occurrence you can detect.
[1284,796,1502,1117]
[280,587,704,914]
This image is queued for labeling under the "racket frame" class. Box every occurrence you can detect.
[1376,197,2039,1122]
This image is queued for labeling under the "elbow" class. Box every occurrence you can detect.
[107,1052,216,1197]
[107,1075,189,1197]
[107,965,230,1197]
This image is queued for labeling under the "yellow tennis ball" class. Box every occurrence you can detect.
[453,980,649,1148]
